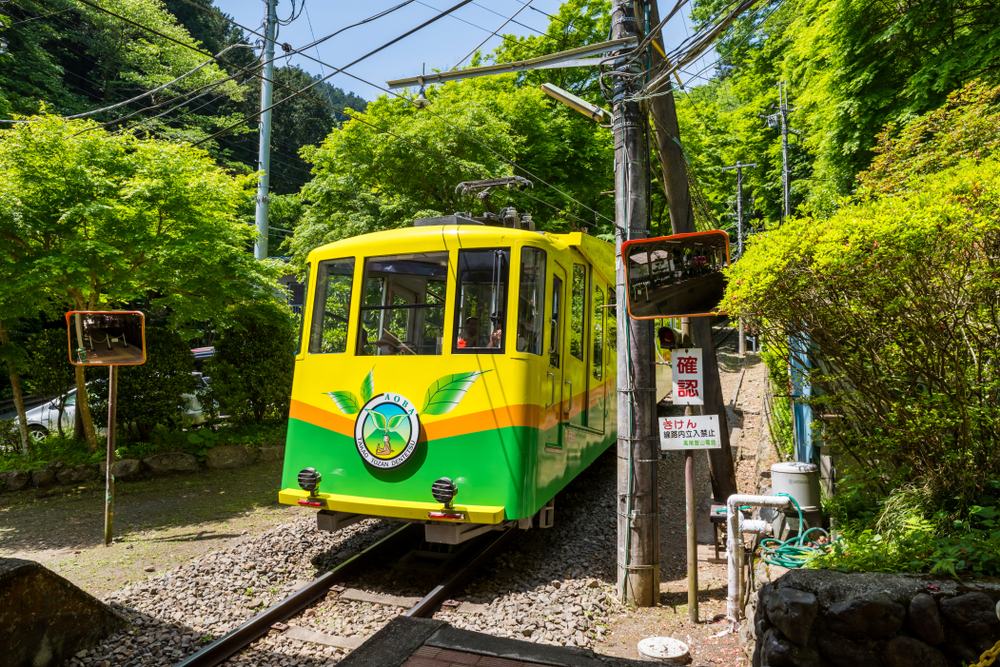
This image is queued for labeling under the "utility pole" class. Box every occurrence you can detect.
[643,0,738,503]
[612,0,659,607]
[721,161,756,356]
[760,82,795,224]
[254,0,278,261]
[778,81,791,222]
[720,161,757,259]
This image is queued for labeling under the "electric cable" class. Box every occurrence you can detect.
[173,0,616,225]
[451,0,534,71]
[187,0,480,147]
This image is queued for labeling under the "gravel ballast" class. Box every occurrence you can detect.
[72,435,713,666]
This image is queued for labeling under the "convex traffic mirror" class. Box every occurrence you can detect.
[66,311,146,366]
[622,231,731,319]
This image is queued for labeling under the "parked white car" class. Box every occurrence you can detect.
[18,372,212,440]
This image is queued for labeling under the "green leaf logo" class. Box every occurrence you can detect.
[325,391,361,415]
[422,371,492,416]
[365,408,388,429]
[360,367,374,403]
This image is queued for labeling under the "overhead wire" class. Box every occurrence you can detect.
[451,0,534,70]
[172,0,615,225]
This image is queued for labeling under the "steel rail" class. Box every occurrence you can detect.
[175,523,421,667]
[405,528,517,617]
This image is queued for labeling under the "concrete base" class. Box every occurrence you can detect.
[0,558,126,667]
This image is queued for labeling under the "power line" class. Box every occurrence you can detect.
[75,0,614,226]
[452,0,534,70]
[172,2,615,224]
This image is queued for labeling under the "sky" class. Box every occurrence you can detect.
[210,0,718,101]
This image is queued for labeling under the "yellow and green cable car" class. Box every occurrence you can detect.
[279,215,617,543]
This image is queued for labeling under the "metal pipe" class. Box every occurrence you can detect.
[726,494,790,631]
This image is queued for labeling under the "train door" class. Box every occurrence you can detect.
[566,262,589,428]
[543,265,566,452]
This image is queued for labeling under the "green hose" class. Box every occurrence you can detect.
[758,493,830,568]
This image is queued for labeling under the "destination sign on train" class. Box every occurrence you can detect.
[622,231,731,319]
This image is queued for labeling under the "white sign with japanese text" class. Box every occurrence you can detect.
[671,347,704,405]
[659,414,722,450]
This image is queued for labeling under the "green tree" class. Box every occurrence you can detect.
[0,115,281,451]
[289,74,613,266]
[206,302,296,423]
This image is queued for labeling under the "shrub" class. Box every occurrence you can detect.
[90,327,196,441]
[207,302,295,423]
[725,158,1000,507]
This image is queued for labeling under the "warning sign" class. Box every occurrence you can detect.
[659,414,721,450]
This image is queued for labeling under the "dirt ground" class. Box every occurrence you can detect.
[592,331,768,667]
[0,462,297,597]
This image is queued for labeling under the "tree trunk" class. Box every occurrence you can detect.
[75,364,97,453]
[643,0,738,501]
[0,320,30,455]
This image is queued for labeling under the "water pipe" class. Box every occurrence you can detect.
[726,494,792,632]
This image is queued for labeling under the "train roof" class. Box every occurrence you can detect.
[307,225,616,285]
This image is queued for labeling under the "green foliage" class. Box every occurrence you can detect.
[206,302,296,423]
[0,0,240,119]
[857,80,1000,199]
[726,157,1000,504]
[681,0,1000,223]
[0,420,21,457]
[89,328,196,440]
[808,481,1000,577]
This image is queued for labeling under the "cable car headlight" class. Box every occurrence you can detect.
[298,467,322,497]
[431,477,458,508]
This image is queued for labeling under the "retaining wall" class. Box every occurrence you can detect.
[743,569,1000,667]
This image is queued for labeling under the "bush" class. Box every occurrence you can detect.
[23,328,76,437]
[725,158,1000,507]
[206,302,295,423]
[90,327,196,441]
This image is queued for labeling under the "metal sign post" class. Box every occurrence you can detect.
[65,310,145,546]
[105,365,118,545]
[660,411,722,623]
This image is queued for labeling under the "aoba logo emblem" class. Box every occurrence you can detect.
[354,393,420,469]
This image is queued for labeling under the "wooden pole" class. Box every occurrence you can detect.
[643,0,738,502]
[685,447,698,622]
[614,0,659,607]
[104,364,117,546]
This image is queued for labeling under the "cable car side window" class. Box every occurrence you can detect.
[570,263,587,361]
[296,263,310,355]
[310,258,355,354]
[550,275,562,368]
[453,248,510,354]
[356,252,449,356]
[593,285,604,380]
[516,248,546,355]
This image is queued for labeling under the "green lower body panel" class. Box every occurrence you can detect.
[281,417,615,522]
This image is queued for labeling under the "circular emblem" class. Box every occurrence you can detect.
[354,392,421,469]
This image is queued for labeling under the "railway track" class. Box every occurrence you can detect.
[175,523,516,667]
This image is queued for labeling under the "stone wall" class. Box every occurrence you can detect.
[0,445,285,493]
[744,569,1000,667]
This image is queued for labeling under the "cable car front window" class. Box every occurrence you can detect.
[454,248,510,353]
[357,252,449,356]
[310,258,354,354]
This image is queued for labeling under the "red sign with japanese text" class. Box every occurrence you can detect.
[671,347,704,406]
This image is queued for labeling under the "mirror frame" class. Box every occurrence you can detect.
[622,230,731,320]
[65,310,147,366]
